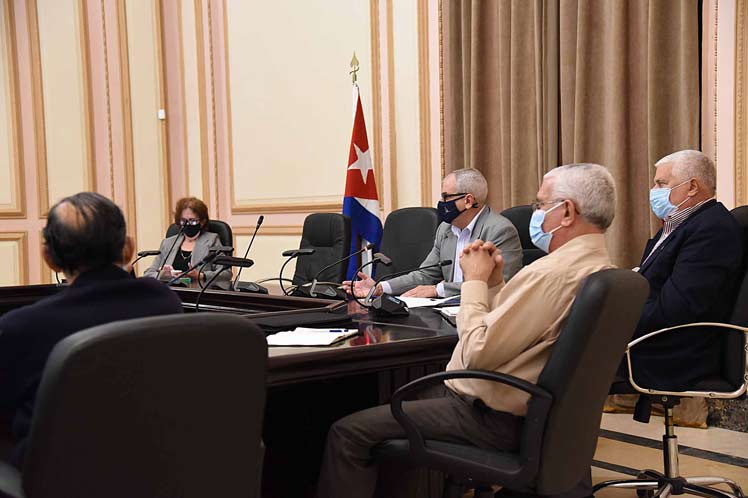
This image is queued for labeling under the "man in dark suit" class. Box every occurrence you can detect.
[631,150,744,390]
[0,192,183,467]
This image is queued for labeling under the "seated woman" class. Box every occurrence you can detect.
[144,197,231,288]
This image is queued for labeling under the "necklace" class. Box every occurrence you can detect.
[180,249,192,261]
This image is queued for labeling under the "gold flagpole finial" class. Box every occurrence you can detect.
[350,51,360,85]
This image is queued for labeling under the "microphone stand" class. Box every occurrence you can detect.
[166,252,220,285]
[350,254,392,308]
[194,256,253,312]
[130,251,160,269]
[274,248,316,296]
[233,215,266,293]
[293,243,375,300]
[155,225,185,279]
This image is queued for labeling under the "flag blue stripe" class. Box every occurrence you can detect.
[343,196,383,279]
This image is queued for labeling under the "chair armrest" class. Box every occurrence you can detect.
[625,322,748,398]
[389,370,552,461]
[0,462,23,498]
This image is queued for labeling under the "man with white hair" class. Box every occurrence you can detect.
[629,149,744,390]
[318,163,615,498]
[346,168,523,298]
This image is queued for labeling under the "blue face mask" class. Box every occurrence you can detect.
[649,179,691,220]
[529,201,564,253]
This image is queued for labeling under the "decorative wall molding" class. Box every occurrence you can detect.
[233,225,303,237]
[0,231,28,285]
[417,0,432,207]
[0,0,26,218]
[736,0,747,204]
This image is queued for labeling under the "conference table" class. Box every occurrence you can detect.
[0,283,459,497]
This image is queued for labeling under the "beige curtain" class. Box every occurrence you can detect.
[443,0,700,267]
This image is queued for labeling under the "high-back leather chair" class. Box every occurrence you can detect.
[373,269,649,498]
[377,207,440,278]
[500,205,544,266]
[0,313,267,498]
[292,213,352,286]
[598,206,748,498]
[166,219,233,248]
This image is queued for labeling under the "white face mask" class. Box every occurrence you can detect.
[529,201,564,253]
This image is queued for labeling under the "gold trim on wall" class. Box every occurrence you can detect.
[100,0,115,199]
[233,225,304,237]
[417,0,432,207]
[438,0,445,179]
[117,0,137,240]
[155,0,172,231]
[736,0,748,205]
[78,0,97,197]
[208,0,220,217]
[26,0,48,219]
[232,199,344,215]
[0,0,26,218]
[369,0,384,206]
[386,0,398,209]
[0,232,29,285]
[194,0,210,206]
[38,230,51,284]
[177,0,189,196]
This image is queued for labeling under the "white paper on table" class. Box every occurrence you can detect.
[397,296,454,308]
[266,327,359,347]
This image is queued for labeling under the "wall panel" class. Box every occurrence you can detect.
[225,0,374,214]
[35,0,93,213]
[234,228,302,286]
[0,232,28,286]
[123,0,170,254]
[0,0,24,217]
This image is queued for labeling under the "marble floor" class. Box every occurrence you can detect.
[593,413,748,496]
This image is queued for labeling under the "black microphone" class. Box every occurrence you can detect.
[155,225,185,278]
[349,253,393,308]
[194,256,253,312]
[130,250,160,268]
[233,215,268,294]
[282,248,315,257]
[293,243,375,300]
[366,259,453,316]
[166,251,221,285]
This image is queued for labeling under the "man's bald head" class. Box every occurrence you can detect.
[43,192,127,276]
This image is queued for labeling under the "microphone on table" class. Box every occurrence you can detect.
[349,253,393,308]
[194,256,254,312]
[155,225,185,278]
[275,248,317,296]
[130,250,160,269]
[293,243,375,300]
[364,259,453,316]
[232,215,268,294]
[165,246,233,286]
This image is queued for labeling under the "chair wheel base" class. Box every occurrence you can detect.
[595,474,745,498]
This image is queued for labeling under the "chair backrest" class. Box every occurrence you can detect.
[166,220,234,248]
[292,213,352,285]
[23,313,267,498]
[530,269,648,494]
[500,205,545,265]
[377,207,440,278]
[725,205,748,387]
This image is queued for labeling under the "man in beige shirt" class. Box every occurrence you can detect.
[318,163,616,498]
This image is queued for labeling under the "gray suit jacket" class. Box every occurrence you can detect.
[385,206,522,297]
[144,231,232,287]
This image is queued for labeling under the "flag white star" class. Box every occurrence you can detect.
[348,144,373,184]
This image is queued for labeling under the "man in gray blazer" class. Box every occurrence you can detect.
[349,168,522,298]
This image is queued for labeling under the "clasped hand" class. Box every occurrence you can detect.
[459,239,504,288]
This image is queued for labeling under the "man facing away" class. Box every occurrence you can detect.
[347,168,523,298]
[318,163,616,498]
[0,192,183,468]
[628,150,744,390]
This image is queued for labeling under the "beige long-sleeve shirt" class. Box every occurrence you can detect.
[446,233,613,416]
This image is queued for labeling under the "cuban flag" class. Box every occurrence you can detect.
[343,85,383,279]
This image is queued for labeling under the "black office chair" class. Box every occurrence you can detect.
[291,213,352,286]
[166,219,233,248]
[598,207,748,498]
[0,313,267,498]
[500,205,545,265]
[376,207,440,278]
[373,269,649,498]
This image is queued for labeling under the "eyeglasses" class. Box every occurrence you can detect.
[440,192,468,202]
[531,199,565,211]
[179,218,200,226]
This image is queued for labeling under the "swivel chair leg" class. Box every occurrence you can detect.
[686,477,745,498]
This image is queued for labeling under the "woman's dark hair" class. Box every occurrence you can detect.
[173,197,210,228]
[42,192,127,275]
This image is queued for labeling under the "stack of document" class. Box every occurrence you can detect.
[266,327,359,346]
[398,296,456,309]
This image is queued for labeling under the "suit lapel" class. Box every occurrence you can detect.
[441,228,457,281]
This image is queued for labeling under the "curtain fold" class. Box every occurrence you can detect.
[443,0,700,267]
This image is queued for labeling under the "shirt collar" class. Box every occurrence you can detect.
[451,206,485,237]
[662,197,714,233]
